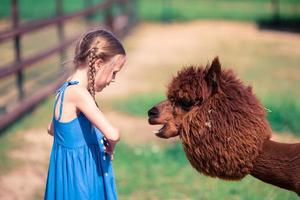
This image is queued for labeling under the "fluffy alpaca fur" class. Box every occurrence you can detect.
[148,57,300,194]
[167,57,272,180]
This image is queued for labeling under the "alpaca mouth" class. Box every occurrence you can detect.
[152,124,167,137]
[148,117,168,137]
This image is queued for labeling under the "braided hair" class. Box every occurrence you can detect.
[73,29,125,106]
[87,47,97,101]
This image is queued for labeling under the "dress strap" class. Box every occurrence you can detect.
[53,80,79,121]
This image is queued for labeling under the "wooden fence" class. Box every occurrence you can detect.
[0,0,138,132]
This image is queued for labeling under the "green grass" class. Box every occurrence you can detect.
[113,92,300,136]
[0,0,127,22]
[114,141,298,199]
[1,0,299,22]
[263,95,300,136]
[0,0,85,19]
[138,0,300,22]
[0,131,21,173]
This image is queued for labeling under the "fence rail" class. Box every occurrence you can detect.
[0,0,138,132]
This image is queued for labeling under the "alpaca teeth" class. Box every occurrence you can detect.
[159,125,166,131]
[152,125,166,134]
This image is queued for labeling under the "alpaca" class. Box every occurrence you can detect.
[148,57,300,195]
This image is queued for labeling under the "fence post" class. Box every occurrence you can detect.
[12,0,24,101]
[56,0,66,68]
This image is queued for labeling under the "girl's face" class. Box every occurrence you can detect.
[94,54,126,92]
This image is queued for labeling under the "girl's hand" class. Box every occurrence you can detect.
[104,137,118,160]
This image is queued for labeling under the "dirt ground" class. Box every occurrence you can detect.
[1,20,300,200]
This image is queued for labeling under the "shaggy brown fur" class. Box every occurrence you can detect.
[148,57,300,194]
[168,58,272,180]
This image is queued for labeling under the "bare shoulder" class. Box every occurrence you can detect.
[65,85,93,102]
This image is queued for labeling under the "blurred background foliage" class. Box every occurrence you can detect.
[1,0,300,22]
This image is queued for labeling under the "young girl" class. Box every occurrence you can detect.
[44,29,126,200]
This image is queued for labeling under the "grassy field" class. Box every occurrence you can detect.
[1,0,299,22]
[139,0,300,22]
[114,142,298,199]
[0,0,86,20]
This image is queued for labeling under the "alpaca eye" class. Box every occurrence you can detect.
[180,100,193,111]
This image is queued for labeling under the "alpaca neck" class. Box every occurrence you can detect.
[251,140,300,195]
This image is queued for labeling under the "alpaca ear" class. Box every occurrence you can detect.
[205,57,221,95]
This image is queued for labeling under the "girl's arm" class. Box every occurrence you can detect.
[73,87,120,142]
[47,120,53,136]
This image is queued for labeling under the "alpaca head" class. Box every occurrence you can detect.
[148,57,271,180]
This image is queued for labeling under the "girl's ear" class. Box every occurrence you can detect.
[205,57,221,95]
[94,58,104,71]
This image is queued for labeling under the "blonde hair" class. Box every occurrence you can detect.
[73,29,125,105]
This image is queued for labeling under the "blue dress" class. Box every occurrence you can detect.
[44,80,118,200]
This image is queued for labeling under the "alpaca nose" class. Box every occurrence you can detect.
[148,106,159,118]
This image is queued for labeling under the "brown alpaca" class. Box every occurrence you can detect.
[148,57,300,195]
